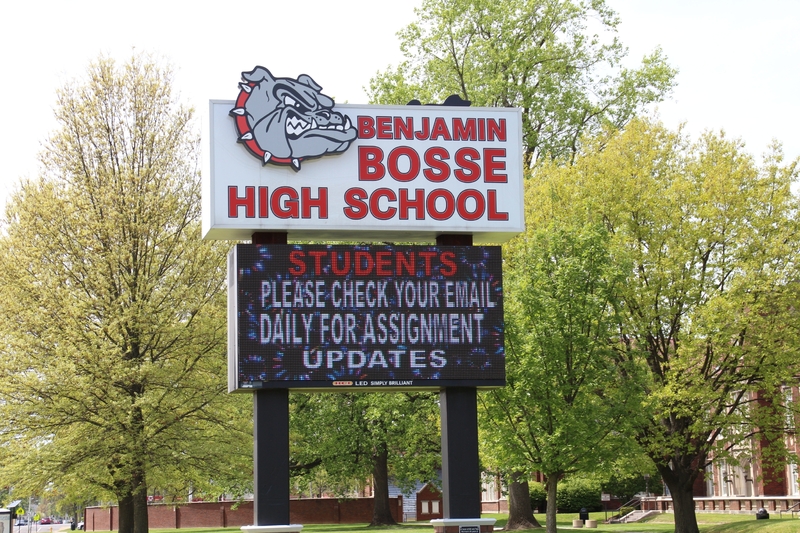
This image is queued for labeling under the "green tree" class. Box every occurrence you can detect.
[0,54,249,533]
[539,118,800,533]
[480,212,639,532]
[290,392,440,525]
[368,0,676,164]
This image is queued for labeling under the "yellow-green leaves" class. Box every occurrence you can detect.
[369,0,676,164]
[0,54,246,524]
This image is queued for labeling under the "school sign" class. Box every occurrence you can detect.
[204,67,524,392]
[203,67,525,244]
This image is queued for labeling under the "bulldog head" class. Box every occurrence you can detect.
[230,66,357,171]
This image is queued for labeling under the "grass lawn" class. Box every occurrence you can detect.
[143,512,800,533]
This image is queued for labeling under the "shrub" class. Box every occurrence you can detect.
[556,477,602,512]
[602,471,662,499]
[529,482,547,513]
[616,506,634,518]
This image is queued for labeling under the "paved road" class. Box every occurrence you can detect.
[12,524,71,533]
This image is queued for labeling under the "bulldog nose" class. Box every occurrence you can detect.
[319,110,343,126]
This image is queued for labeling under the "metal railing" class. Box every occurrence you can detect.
[778,500,800,519]
[607,497,641,523]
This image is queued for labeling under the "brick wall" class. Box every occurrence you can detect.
[85,497,402,530]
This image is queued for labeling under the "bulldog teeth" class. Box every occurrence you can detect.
[286,115,312,136]
[285,113,353,136]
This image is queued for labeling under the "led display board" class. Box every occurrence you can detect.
[228,244,504,391]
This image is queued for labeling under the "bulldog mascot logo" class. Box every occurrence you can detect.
[231,67,358,171]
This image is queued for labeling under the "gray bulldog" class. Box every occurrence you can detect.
[231,66,357,171]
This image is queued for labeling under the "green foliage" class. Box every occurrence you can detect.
[532,118,800,533]
[555,477,602,513]
[0,53,249,533]
[290,391,440,523]
[616,506,634,517]
[480,203,643,533]
[369,0,676,164]
[481,220,639,474]
[528,481,547,512]
[602,471,661,500]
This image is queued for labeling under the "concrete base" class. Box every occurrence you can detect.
[430,518,496,533]
[572,519,584,528]
[241,526,303,533]
[585,519,597,528]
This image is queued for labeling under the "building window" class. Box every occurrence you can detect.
[705,464,715,497]
[789,463,800,497]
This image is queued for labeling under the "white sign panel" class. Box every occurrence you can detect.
[203,68,525,243]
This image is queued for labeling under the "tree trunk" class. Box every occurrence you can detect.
[117,492,134,533]
[370,442,397,526]
[132,469,149,533]
[504,474,541,530]
[665,479,700,533]
[545,475,559,533]
[128,387,149,533]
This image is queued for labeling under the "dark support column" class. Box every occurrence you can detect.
[251,231,290,526]
[440,387,482,518]
[436,233,481,519]
[253,389,290,526]
[436,233,473,247]
[252,231,288,245]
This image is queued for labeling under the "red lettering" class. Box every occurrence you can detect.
[331,251,351,276]
[377,116,392,139]
[484,148,507,183]
[454,148,481,183]
[228,186,255,218]
[423,147,450,182]
[452,118,477,141]
[399,188,426,220]
[358,116,375,139]
[289,251,306,275]
[457,189,486,221]
[258,186,269,218]
[359,146,385,180]
[301,187,328,218]
[376,251,392,276]
[429,117,452,141]
[355,251,374,276]
[387,146,420,182]
[487,118,506,141]
[415,117,430,140]
[396,252,415,276]
[419,251,437,276]
[370,188,397,220]
[343,188,368,219]
[395,117,414,140]
[440,251,457,276]
[487,190,509,221]
[427,189,455,221]
[309,251,326,275]
[271,186,298,218]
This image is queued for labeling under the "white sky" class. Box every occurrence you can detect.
[1,0,798,215]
